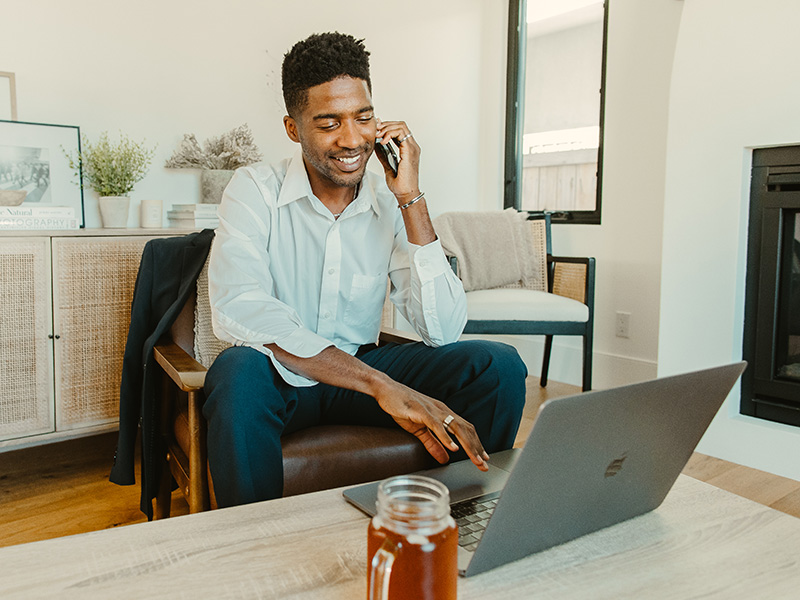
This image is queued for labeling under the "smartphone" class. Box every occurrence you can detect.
[375,137,399,176]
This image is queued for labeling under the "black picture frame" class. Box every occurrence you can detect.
[0,119,84,228]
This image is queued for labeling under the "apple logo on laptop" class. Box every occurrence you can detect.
[605,453,628,478]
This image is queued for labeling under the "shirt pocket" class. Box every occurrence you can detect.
[342,273,388,333]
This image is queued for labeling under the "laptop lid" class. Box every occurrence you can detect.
[343,362,746,577]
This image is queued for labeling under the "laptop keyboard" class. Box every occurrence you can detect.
[451,491,502,552]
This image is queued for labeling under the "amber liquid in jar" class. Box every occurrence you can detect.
[367,515,458,600]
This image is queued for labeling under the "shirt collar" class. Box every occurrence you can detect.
[276,150,313,208]
[276,149,382,220]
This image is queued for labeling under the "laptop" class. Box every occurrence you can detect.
[343,361,747,577]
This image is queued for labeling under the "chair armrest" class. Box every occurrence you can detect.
[548,255,596,307]
[156,330,418,389]
[154,341,207,391]
[378,327,421,346]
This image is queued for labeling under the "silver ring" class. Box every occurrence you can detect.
[398,133,413,143]
[443,414,455,432]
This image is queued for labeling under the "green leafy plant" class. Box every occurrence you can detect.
[65,131,155,196]
[165,123,262,170]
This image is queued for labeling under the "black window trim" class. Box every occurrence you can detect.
[503,0,609,225]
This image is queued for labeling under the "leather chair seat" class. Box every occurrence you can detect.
[173,400,433,502]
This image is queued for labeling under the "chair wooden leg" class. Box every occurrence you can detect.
[540,335,553,388]
[187,389,210,513]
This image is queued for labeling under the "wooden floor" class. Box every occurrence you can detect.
[0,433,189,549]
[2,377,800,549]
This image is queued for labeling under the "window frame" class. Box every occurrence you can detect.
[503,0,610,225]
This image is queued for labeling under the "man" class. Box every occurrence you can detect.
[205,32,527,507]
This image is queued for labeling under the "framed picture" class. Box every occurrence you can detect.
[0,72,16,121]
[0,120,84,227]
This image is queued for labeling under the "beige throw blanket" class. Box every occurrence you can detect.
[433,209,544,292]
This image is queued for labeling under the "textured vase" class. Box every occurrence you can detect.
[98,196,130,228]
[200,169,234,204]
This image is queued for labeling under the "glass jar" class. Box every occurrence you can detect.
[367,475,458,600]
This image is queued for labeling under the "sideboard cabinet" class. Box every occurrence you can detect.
[0,230,178,449]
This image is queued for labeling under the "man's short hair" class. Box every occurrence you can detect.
[282,32,372,118]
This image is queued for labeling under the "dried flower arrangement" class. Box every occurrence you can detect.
[165,124,263,170]
[65,131,155,196]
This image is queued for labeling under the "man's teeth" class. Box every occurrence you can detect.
[337,156,359,164]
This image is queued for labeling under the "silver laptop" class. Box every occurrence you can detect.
[343,361,746,577]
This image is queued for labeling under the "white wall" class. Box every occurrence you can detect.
[660,0,800,479]
[1,0,507,227]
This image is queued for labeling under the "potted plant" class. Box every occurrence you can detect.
[165,124,262,204]
[65,131,155,227]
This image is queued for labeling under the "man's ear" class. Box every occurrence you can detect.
[283,116,301,144]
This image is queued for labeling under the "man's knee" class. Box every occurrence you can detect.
[473,340,527,409]
[206,345,263,384]
[203,346,285,425]
[450,339,528,386]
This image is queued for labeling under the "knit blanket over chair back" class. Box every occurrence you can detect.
[433,209,547,293]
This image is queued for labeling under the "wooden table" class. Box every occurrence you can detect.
[2,475,800,599]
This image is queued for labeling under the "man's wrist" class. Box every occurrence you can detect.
[395,189,422,205]
[400,191,425,210]
[365,369,395,399]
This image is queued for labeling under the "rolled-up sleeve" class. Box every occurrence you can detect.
[389,226,467,346]
[209,168,332,386]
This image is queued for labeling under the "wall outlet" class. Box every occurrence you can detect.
[616,311,631,338]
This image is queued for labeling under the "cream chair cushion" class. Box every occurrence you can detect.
[466,288,589,323]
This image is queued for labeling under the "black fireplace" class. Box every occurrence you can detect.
[742,145,800,426]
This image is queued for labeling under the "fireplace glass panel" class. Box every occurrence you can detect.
[775,211,800,381]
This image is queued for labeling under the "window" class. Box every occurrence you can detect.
[504,0,608,224]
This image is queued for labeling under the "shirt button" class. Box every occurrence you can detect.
[328,268,335,275]
[323,311,331,319]
[419,260,428,267]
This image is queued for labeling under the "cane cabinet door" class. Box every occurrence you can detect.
[51,236,149,431]
[0,237,55,442]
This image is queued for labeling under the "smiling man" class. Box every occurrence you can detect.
[204,32,527,507]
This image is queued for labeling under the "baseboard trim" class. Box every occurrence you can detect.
[460,334,657,389]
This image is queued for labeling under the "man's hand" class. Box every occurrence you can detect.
[374,119,435,246]
[371,374,489,471]
[375,119,421,203]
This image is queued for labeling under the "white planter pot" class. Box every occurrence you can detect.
[98,196,130,228]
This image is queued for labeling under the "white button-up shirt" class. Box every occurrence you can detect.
[208,151,467,386]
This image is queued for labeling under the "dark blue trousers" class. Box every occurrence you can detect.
[203,339,527,507]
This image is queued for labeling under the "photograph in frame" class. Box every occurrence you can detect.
[0,120,84,227]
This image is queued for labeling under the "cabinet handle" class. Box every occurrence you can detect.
[48,334,61,340]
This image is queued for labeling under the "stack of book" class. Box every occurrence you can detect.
[0,205,79,230]
[167,204,220,229]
